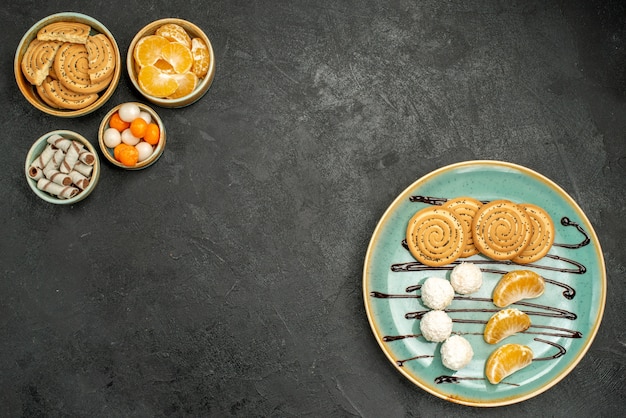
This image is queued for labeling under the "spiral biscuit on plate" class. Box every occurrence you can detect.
[472,200,531,260]
[85,34,116,83]
[21,39,63,86]
[37,21,91,44]
[54,42,112,94]
[443,196,483,258]
[512,203,555,264]
[41,77,98,110]
[406,206,466,267]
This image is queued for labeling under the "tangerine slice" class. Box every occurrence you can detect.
[155,23,192,49]
[134,35,170,67]
[492,270,545,308]
[137,65,178,98]
[485,344,533,384]
[154,59,175,74]
[168,72,198,99]
[484,308,531,344]
[191,37,210,78]
[161,42,193,74]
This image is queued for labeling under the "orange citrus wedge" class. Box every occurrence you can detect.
[191,37,210,78]
[485,343,533,384]
[137,65,178,98]
[492,270,545,308]
[134,35,170,67]
[484,308,531,344]
[168,72,198,99]
[161,41,193,74]
[155,23,192,49]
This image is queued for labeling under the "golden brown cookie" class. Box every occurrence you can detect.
[85,34,116,83]
[472,200,530,261]
[37,21,91,44]
[406,206,466,267]
[442,196,483,258]
[36,77,62,108]
[21,39,63,86]
[41,77,98,110]
[54,42,112,94]
[512,203,555,264]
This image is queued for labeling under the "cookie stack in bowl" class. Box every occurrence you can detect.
[20,20,117,111]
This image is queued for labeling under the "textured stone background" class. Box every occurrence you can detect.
[1,0,625,416]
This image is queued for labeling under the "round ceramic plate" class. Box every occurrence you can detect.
[363,160,606,407]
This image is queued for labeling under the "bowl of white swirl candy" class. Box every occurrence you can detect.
[25,130,100,204]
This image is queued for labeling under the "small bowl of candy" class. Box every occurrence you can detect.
[25,130,101,204]
[98,102,166,170]
[127,18,215,108]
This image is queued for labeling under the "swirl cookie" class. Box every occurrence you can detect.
[21,39,63,86]
[512,203,555,264]
[41,77,98,110]
[37,21,91,44]
[472,200,530,260]
[406,206,466,267]
[85,34,116,83]
[54,42,112,94]
[443,196,483,258]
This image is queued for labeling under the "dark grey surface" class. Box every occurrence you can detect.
[1,0,625,416]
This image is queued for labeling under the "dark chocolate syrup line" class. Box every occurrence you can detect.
[394,245,586,275]
[370,291,577,320]
[396,354,434,367]
[409,196,590,249]
[392,256,579,299]
[532,337,568,361]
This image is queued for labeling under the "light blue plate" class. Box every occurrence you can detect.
[363,160,606,407]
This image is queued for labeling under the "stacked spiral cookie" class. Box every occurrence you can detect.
[406,197,554,266]
[21,21,116,110]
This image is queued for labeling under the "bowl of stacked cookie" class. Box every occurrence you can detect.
[14,12,121,117]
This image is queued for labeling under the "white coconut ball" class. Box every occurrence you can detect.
[420,310,453,342]
[450,262,483,294]
[421,277,455,310]
[440,335,474,370]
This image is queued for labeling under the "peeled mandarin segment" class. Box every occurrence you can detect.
[167,72,198,99]
[492,270,545,308]
[485,344,533,384]
[191,37,210,78]
[138,65,179,98]
[483,308,531,344]
[161,41,193,74]
[134,35,170,67]
[472,200,531,260]
[406,206,465,267]
[154,59,175,74]
[512,203,555,264]
[155,23,192,49]
[443,196,483,258]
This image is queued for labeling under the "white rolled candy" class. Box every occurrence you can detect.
[28,167,44,180]
[78,149,95,165]
[44,168,72,186]
[36,178,79,199]
[60,141,83,173]
[46,134,72,151]
[69,170,90,190]
[44,149,65,172]
[29,144,57,170]
[73,161,93,177]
